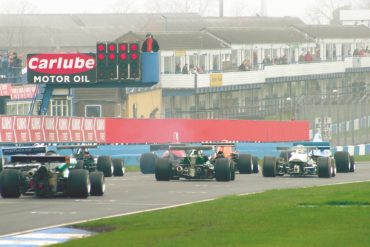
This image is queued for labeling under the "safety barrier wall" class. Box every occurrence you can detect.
[105,118,309,144]
[0,116,309,144]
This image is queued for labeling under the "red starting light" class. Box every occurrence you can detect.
[120,53,127,60]
[97,44,106,52]
[98,53,105,60]
[130,43,138,51]
[130,53,138,60]
[108,43,116,52]
[119,44,127,51]
[109,53,116,60]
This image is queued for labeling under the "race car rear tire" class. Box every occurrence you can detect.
[113,158,124,176]
[252,156,259,173]
[215,158,231,181]
[331,159,337,177]
[318,157,331,178]
[262,156,277,177]
[140,153,157,174]
[155,158,172,181]
[68,169,90,198]
[97,156,113,177]
[0,169,21,198]
[237,154,253,174]
[90,171,105,196]
[349,156,355,172]
[230,162,235,181]
[334,151,350,173]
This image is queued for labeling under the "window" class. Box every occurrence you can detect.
[85,105,101,117]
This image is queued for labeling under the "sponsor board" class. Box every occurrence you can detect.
[0,116,105,143]
[27,53,97,84]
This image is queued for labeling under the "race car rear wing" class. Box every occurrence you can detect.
[56,144,98,150]
[2,146,47,156]
[149,143,186,151]
[201,142,235,147]
[10,155,67,163]
[169,145,213,151]
[292,141,331,150]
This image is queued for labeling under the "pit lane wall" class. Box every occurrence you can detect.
[0,116,308,144]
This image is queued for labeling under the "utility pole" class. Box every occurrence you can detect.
[219,0,224,17]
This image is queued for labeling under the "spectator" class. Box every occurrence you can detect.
[304,51,313,62]
[182,64,189,74]
[175,63,181,74]
[141,33,159,53]
[196,66,204,74]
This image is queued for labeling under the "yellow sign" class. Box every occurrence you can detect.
[210,73,223,87]
[175,50,186,56]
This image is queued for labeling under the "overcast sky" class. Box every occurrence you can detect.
[0,0,313,18]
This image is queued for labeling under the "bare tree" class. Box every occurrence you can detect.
[305,0,352,24]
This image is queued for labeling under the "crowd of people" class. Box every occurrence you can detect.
[0,51,23,82]
[176,63,205,74]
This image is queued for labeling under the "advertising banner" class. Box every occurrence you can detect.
[27,53,96,84]
[57,117,71,142]
[14,116,30,143]
[94,118,106,143]
[83,118,95,142]
[70,117,84,142]
[29,116,44,143]
[0,116,14,143]
[43,117,58,142]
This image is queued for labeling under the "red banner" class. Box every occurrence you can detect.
[105,118,309,144]
[14,116,30,143]
[57,117,71,142]
[0,116,14,143]
[70,117,84,142]
[29,116,44,143]
[83,118,95,142]
[43,117,58,142]
[94,118,106,143]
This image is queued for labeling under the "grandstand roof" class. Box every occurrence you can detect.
[204,27,313,44]
[293,24,370,39]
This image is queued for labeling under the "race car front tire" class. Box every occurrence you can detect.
[90,171,105,196]
[237,154,253,174]
[113,158,124,176]
[140,153,157,174]
[252,156,259,173]
[262,156,277,177]
[97,156,113,177]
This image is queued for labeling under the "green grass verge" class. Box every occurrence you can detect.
[55,182,370,247]
[354,154,370,162]
[124,165,140,172]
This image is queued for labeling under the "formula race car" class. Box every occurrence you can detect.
[155,145,235,181]
[262,142,338,178]
[56,145,124,177]
[0,146,104,198]
[204,142,259,174]
[140,143,186,174]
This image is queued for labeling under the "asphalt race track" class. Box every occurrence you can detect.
[0,163,369,237]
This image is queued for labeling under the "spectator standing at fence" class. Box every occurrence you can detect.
[175,63,181,73]
[182,64,189,74]
[304,51,313,62]
[141,33,159,53]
